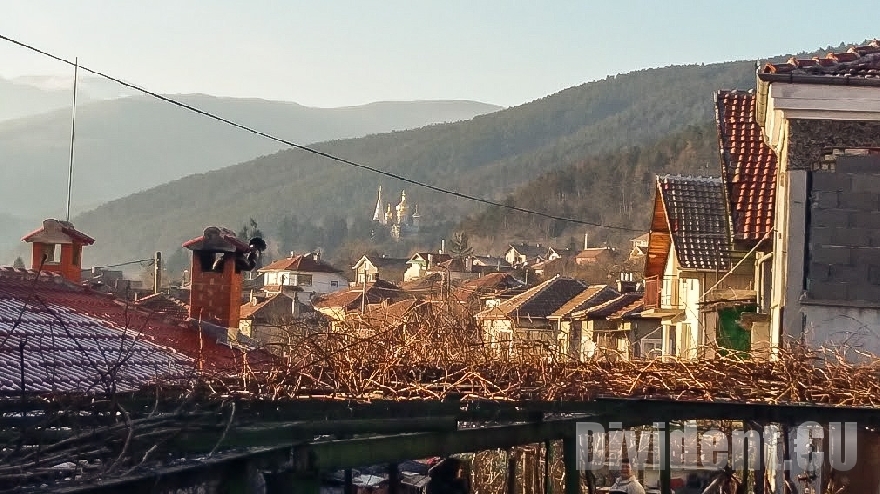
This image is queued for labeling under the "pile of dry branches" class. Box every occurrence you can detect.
[222,301,880,406]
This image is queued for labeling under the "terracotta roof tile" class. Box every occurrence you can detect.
[763,40,880,79]
[715,90,777,242]
[0,268,273,384]
[259,254,343,274]
[657,175,731,271]
[607,299,645,320]
[312,280,406,311]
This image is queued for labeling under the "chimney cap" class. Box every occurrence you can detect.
[22,218,95,245]
[182,226,251,253]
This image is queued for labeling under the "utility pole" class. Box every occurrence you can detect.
[153,251,162,294]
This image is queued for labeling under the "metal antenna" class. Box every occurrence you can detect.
[65,57,78,222]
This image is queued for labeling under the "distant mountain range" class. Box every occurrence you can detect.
[5,41,857,268]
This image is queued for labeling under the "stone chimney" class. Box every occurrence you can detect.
[21,219,95,283]
[584,233,589,250]
[183,226,264,330]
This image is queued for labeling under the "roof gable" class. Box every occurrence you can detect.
[259,254,343,274]
[655,175,731,272]
[21,219,95,245]
[550,285,620,318]
[482,276,586,319]
[715,90,777,242]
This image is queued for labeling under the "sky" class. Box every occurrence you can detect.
[1,1,878,108]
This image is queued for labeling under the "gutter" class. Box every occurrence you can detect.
[755,71,880,127]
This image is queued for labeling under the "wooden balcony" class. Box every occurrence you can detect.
[641,275,683,317]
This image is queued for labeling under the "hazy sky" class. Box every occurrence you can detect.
[1,1,877,108]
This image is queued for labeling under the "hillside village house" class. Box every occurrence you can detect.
[312,279,406,328]
[404,252,451,281]
[641,175,755,360]
[570,290,646,361]
[475,276,586,357]
[503,242,561,267]
[258,252,347,304]
[629,233,650,259]
[574,233,615,266]
[607,298,663,360]
[353,255,409,284]
[754,45,880,356]
[546,284,621,359]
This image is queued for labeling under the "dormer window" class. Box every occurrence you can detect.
[41,244,58,264]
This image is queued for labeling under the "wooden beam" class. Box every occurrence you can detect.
[563,434,580,494]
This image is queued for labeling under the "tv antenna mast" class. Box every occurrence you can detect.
[65,57,78,222]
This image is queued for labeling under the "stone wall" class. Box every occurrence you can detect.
[807,155,880,305]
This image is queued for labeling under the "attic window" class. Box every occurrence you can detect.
[41,244,58,264]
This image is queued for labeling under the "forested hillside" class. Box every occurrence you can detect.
[68,59,758,271]
[461,123,719,253]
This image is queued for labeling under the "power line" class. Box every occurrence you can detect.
[0,33,643,233]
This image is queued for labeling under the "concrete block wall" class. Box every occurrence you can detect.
[807,155,880,304]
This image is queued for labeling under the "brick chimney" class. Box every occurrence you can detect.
[183,226,265,329]
[21,219,95,283]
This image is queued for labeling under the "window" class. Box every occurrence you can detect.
[639,339,662,360]
[330,280,339,288]
[297,274,313,287]
[71,246,81,266]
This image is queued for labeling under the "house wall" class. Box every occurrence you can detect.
[772,117,880,355]
[264,271,347,294]
[481,318,513,356]
[404,263,425,282]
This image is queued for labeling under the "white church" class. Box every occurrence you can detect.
[371,186,421,240]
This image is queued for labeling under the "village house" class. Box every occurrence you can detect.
[238,291,313,355]
[312,279,407,328]
[607,298,663,360]
[404,252,451,281]
[571,289,646,361]
[475,276,586,357]
[353,255,409,284]
[547,284,621,359]
[574,233,615,266]
[753,43,880,357]
[641,175,755,360]
[629,233,650,259]
[469,255,512,275]
[452,272,526,309]
[503,242,561,267]
[258,252,347,305]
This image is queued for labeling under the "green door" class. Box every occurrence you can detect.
[717,306,755,356]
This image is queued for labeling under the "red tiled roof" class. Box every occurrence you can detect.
[762,40,880,79]
[259,254,343,274]
[0,268,272,387]
[313,280,406,311]
[715,90,777,242]
[657,175,731,271]
[21,219,95,245]
[575,248,614,260]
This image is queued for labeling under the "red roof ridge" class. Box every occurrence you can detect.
[762,40,880,77]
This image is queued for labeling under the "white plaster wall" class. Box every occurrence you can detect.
[802,305,880,358]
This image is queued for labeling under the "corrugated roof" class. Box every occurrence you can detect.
[715,90,777,242]
[657,175,731,271]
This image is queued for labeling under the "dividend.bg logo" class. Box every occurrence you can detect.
[574,421,858,472]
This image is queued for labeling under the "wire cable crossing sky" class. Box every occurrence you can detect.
[0,32,644,232]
